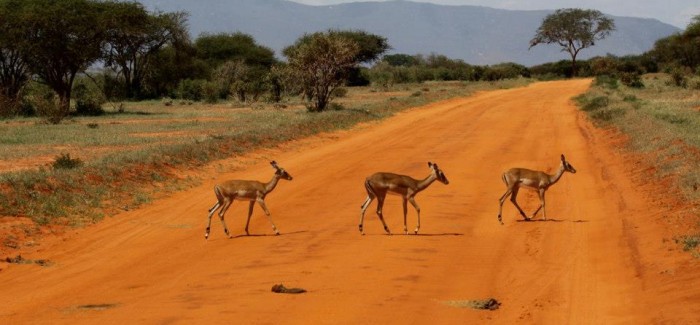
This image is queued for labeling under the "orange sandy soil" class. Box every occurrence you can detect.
[1,79,699,324]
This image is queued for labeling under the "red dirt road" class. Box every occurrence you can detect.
[2,80,698,324]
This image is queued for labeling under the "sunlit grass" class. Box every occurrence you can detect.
[575,73,700,253]
[0,79,531,224]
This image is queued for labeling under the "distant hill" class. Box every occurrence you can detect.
[137,0,680,66]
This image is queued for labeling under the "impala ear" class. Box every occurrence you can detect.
[428,162,433,168]
[561,154,565,162]
[270,160,279,169]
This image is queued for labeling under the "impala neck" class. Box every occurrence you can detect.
[547,163,566,186]
[264,174,282,194]
[416,173,438,192]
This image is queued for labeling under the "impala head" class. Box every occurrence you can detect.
[270,160,293,180]
[428,161,449,184]
[561,154,577,174]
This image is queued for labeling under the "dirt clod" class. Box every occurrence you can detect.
[271,284,306,294]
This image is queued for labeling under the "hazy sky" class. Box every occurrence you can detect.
[290,0,699,28]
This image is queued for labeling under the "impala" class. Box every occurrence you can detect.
[205,161,293,239]
[359,162,449,235]
[497,154,576,225]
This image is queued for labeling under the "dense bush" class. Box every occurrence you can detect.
[73,79,106,116]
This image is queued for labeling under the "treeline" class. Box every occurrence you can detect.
[2,0,698,121]
[531,15,700,86]
[0,0,530,121]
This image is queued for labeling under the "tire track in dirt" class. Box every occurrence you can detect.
[1,79,698,324]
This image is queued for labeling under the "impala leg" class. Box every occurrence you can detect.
[359,195,373,235]
[256,198,279,235]
[217,199,234,238]
[402,198,408,235]
[497,188,512,225]
[531,188,546,220]
[205,202,221,239]
[245,200,255,235]
[509,187,530,221]
[376,196,391,235]
[409,197,421,234]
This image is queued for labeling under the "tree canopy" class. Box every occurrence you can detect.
[102,1,189,99]
[195,32,276,69]
[649,15,700,72]
[283,30,367,112]
[530,8,615,77]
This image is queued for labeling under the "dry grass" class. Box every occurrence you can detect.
[575,73,700,253]
[0,79,531,226]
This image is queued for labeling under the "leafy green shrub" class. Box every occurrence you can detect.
[620,72,644,88]
[202,81,220,103]
[670,68,688,88]
[176,79,206,101]
[593,75,619,89]
[27,84,63,124]
[52,153,83,170]
[73,82,106,116]
[581,96,609,111]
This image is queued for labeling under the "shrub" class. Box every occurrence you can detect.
[619,72,644,88]
[176,79,206,101]
[329,102,344,110]
[670,68,688,88]
[593,75,619,89]
[52,153,83,170]
[331,87,348,98]
[675,235,700,252]
[73,82,106,116]
[590,107,625,121]
[201,81,220,103]
[27,85,63,124]
[581,96,609,111]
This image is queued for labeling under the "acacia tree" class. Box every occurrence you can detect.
[196,32,276,101]
[650,15,700,72]
[283,30,388,112]
[0,0,29,116]
[103,1,188,99]
[18,0,109,122]
[530,8,615,77]
[283,32,359,112]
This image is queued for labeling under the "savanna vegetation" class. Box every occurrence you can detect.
[0,79,529,227]
[573,15,700,255]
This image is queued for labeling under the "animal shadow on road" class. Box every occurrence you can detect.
[515,218,589,223]
[363,232,464,236]
[413,232,464,236]
[231,230,308,239]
